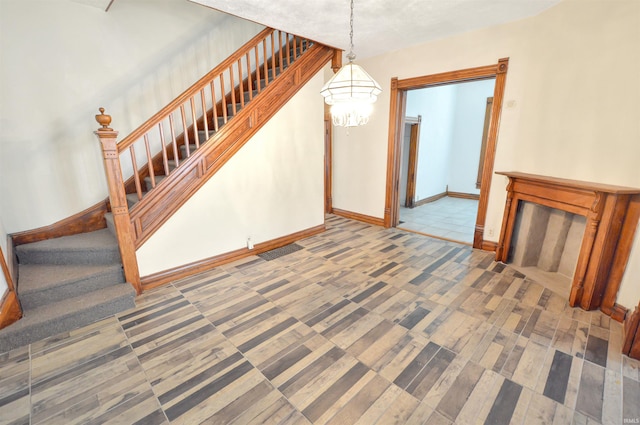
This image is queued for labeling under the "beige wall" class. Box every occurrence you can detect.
[332,0,640,308]
[0,0,263,233]
[137,72,326,276]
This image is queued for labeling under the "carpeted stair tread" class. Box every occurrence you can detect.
[16,229,120,265]
[0,283,136,353]
[18,263,125,309]
[126,193,143,208]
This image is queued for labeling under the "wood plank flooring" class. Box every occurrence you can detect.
[1,215,639,424]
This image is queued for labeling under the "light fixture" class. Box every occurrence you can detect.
[320,0,381,127]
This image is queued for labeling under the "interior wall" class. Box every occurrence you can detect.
[136,72,325,276]
[0,0,264,233]
[406,85,456,200]
[448,79,496,194]
[330,0,640,309]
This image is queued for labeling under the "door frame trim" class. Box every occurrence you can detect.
[404,116,421,208]
[384,58,509,250]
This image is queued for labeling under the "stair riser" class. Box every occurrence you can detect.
[20,268,126,310]
[16,249,121,266]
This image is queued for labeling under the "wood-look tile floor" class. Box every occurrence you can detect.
[1,215,639,424]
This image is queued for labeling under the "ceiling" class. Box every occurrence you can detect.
[189,0,561,59]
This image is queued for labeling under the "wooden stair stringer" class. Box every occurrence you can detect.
[128,43,335,248]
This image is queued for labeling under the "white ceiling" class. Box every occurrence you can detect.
[189,0,561,59]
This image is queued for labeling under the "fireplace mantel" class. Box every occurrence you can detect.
[495,171,640,320]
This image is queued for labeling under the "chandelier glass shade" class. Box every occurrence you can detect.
[320,0,381,127]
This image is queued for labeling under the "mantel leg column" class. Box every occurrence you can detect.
[570,206,601,308]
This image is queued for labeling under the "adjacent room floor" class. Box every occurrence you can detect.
[398,196,478,245]
[1,215,638,424]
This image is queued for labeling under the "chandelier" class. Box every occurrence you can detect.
[320,0,381,127]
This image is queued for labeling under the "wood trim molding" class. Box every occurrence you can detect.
[610,303,629,323]
[324,113,333,214]
[405,119,420,208]
[601,195,640,319]
[623,301,640,359]
[396,63,500,90]
[447,191,480,201]
[6,235,17,293]
[474,58,508,249]
[11,199,109,246]
[410,191,478,208]
[384,58,510,252]
[476,97,493,189]
[332,208,385,227]
[0,246,22,330]
[481,240,498,252]
[0,291,21,330]
[141,224,326,291]
[414,192,447,207]
[384,77,405,228]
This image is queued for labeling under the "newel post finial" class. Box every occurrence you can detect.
[95,107,113,131]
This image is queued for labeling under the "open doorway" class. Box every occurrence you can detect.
[397,79,496,245]
[384,58,509,250]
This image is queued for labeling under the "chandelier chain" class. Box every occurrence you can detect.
[347,0,356,62]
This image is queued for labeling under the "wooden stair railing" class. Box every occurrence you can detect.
[95,27,337,292]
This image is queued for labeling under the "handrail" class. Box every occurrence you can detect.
[118,27,274,153]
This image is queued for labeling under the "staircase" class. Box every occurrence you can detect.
[0,229,135,352]
[0,27,337,352]
[97,27,335,292]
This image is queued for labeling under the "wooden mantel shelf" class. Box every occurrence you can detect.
[495,171,640,319]
[496,172,640,196]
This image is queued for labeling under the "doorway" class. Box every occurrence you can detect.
[396,79,496,244]
[384,58,509,250]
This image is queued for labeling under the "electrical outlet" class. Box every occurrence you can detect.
[488,228,494,236]
[247,237,254,250]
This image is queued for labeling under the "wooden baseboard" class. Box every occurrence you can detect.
[141,224,326,291]
[12,199,109,246]
[610,303,629,323]
[332,208,385,227]
[623,303,640,359]
[447,191,480,201]
[412,191,479,208]
[413,192,447,208]
[481,240,498,252]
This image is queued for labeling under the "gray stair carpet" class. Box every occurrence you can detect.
[0,229,136,353]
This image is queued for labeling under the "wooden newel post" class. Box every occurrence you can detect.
[95,108,142,295]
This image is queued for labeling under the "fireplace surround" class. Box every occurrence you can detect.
[495,172,640,321]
